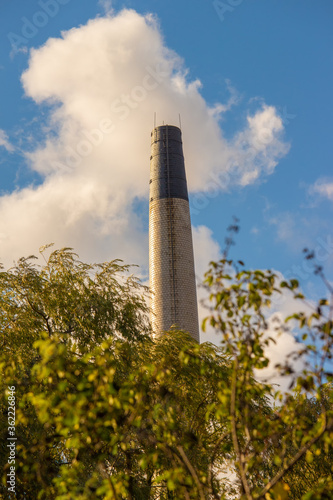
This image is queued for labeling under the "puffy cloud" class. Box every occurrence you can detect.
[252,275,315,393]
[309,178,333,202]
[254,316,305,394]
[98,0,114,14]
[192,225,221,281]
[0,177,148,268]
[0,9,289,270]
[192,225,222,342]
[0,129,14,152]
[231,105,290,187]
[254,283,312,393]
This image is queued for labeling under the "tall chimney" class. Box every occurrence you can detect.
[149,125,199,342]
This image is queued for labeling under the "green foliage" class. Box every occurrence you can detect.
[0,247,333,499]
[202,257,333,499]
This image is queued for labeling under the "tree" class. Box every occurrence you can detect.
[202,254,333,499]
[0,246,333,499]
[0,246,150,498]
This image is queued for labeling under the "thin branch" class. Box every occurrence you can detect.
[26,296,52,336]
[230,358,253,500]
[97,462,119,500]
[162,445,191,500]
[258,414,333,499]
[176,445,206,500]
[107,475,119,500]
[207,431,230,500]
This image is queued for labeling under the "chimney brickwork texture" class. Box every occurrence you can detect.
[149,125,199,342]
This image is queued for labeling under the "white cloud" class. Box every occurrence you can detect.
[192,225,222,342]
[0,129,14,152]
[254,272,314,393]
[0,9,289,269]
[0,177,148,269]
[254,313,306,394]
[230,105,290,187]
[268,211,327,256]
[246,104,284,152]
[192,225,221,281]
[209,79,241,119]
[309,178,333,201]
[98,0,114,14]
[269,211,297,242]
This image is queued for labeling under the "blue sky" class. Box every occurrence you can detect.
[0,1,333,345]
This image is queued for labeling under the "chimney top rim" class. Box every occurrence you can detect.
[151,124,181,134]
